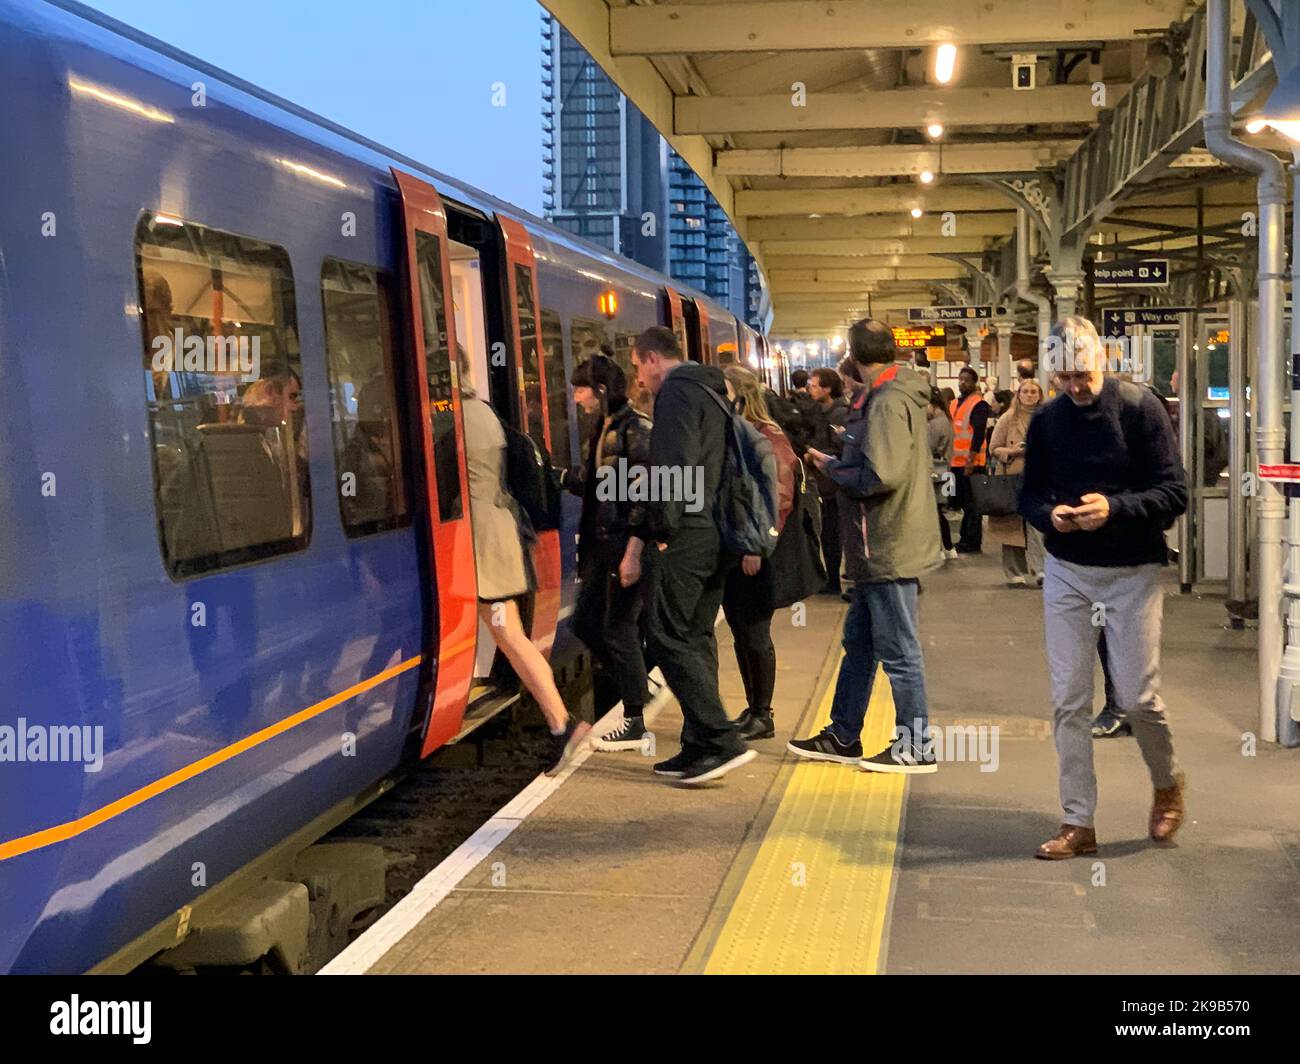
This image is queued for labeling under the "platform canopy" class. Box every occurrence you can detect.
[540,0,1271,337]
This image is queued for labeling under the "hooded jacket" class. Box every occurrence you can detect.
[646,361,729,541]
[824,363,943,582]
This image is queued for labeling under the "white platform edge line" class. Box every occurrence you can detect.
[318,661,678,975]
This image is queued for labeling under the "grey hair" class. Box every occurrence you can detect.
[1046,315,1104,374]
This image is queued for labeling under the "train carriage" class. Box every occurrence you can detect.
[0,0,766,973]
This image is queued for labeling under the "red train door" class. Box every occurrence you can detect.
[696,301,713,364]
[498,216,561,657]
[392,168,479,756]
[664,287,689,355]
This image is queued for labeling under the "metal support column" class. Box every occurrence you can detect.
[1178,312,1195,594]
[1228,298,1248,620]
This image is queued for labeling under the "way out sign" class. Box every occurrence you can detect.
[1093,259,1169,287]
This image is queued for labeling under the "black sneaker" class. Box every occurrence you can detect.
[1091,707,1131,738]
[594,714,650,751]
[859,742,938,774]
[653,749,695,778]
[677,748,758,786]
[787,727,862,765]
[543,718,592,777]
[735,708,775,741]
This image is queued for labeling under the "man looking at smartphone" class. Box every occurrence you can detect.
[1021,316,1189,860]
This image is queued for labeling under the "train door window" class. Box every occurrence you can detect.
[448,242,491,400]
[414,231,463,522]
[540,308,572,465]
[136,212,309,579]
[513,263,545,450]
[321,258,410,537]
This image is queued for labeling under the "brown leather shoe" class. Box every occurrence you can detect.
[1150,771,1186,841]
[1035,823,1098,860]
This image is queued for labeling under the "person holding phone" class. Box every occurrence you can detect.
[1020,317,1189,860]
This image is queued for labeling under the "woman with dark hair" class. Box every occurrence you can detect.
[560,352,657,751]
[721,365,798,741]
[927,386,957,558]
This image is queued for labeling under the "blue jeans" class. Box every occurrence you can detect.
[828,579,930,747]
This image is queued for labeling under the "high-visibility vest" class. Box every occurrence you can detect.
[951,393,987,469]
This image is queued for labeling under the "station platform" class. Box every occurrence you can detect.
[326,552,1300,976]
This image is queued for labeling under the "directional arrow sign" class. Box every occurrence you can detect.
[908,305,993,322]
[1092,259,1170,287]
[1101,307,1194,334]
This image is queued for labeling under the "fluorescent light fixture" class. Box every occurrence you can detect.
[934,44,957,85]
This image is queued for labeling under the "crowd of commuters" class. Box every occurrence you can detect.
[463,312,1190,854]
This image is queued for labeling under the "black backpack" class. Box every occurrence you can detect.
[497,412,563,533]
[688,382,782,558]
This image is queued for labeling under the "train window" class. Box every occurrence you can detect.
[540,308,572,466]
[569,317,605,456]
[514,264,545,451]
[136,212,310,579]
[570,317,607,362]
[415,231,463,522]
[614,331,652,416]
[321,258,411,537]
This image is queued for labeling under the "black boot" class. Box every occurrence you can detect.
[736,708,775,741]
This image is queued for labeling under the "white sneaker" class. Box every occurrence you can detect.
[944,548,959,560]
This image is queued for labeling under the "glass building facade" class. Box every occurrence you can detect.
[542,13,759,325]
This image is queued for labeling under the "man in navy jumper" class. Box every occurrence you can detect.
[1020,316,1189,860]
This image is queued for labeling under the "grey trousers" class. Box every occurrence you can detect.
[1042,554,1179,827]
[1002,524,1046,583]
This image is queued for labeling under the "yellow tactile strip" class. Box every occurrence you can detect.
[701,667,905,975]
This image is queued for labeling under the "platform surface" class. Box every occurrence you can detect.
[358,552,1300,975]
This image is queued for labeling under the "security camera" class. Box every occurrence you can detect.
[1012,53,1037,91]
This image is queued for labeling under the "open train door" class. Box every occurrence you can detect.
[498,216,561,657]
[392,168,479,756]
[663,287,690,356]
[681,296,712,364]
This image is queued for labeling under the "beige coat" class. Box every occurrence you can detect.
[986,408,1034,548]
[462,397,531,601]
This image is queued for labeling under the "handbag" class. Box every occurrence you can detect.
[767,461,828,610]
[969,462,1023,518]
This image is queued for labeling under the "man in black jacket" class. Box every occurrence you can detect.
[630,326,756,785]
[1021,316,1189,860]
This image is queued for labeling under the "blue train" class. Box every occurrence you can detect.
[0,0,780,973]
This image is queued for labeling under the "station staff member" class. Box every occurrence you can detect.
[950,365,991,553]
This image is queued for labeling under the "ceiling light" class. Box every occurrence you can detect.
[919,170,935,185]
[910,207,924,219]
[927,123,944,139]
[934,44,957,85]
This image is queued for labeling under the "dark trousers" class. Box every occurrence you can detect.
[820,489,842,590]
[574,540,651,716]
[722,571,777,716]
[645,524,742,758]
[935,498,953,551]
[955,471,983,550]
[1097,628,1120,713]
